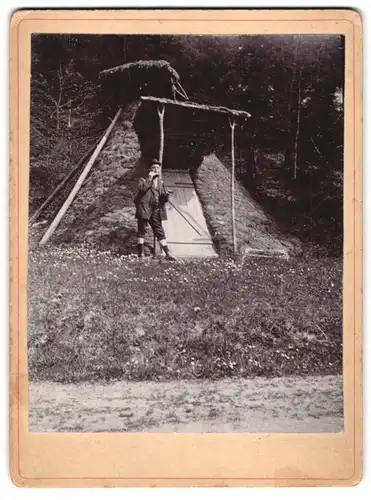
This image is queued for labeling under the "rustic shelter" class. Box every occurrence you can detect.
[134,95,251,255]
[99,60,188,103]
[33,60,299,258]
[100,60,251,256]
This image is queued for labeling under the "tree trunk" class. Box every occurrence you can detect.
[293,64,303,180]
[284,35,300,167]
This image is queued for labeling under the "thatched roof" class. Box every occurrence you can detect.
[140,96,251,119]
[99,60,180,80]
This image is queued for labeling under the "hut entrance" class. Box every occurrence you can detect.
[162,170,216,258]
[33,61,257,257]
[136,96,251,256]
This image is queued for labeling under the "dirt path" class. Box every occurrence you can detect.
[29,375,343,433]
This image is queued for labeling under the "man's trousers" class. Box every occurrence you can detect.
[137,210,166,243]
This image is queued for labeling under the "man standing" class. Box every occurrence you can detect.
[134,160,176,260]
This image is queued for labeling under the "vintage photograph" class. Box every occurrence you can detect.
[28,33,344,433]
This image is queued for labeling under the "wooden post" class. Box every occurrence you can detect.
[39,108,122,246]
[29,141,98,225]
[229,117,237,255]
[157,103,165,181]
[153,103,165,255]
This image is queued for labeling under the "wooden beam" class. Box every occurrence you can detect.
[244,247,289,259]
[39,108,122,246]
[229,118,237,255]
[141,95,251,119]
[29,141,98,225]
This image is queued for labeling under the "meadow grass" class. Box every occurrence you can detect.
[28,246,342,382]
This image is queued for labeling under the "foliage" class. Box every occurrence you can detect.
[30,35,112,212]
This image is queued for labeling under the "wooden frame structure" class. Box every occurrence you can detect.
[34,58,251,255]
[141,96,251,254]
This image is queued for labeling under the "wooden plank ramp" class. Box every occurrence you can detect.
[162,170,217,258]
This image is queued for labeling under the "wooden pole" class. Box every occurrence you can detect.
[172,84,177,101]
[153,103,165,255]
[39,108,122,246]
[158,103,165,182]
[29,141,98,225]
[229,118,237,255]
[175,81,189,100]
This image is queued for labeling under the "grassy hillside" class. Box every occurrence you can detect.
[30,99,304,257]
[31,102,143,253]
[28,246,342,383]
[241,151,343,256]
[193,154,301,255]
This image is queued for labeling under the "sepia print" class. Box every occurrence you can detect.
[28,32,344,433]
[10,9,362,487]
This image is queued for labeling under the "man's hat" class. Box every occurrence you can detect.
[150,158,161,167]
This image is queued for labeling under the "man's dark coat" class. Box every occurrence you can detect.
[134,177,169,221]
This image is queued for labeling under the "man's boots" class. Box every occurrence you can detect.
[137,243,144,258]
[162,245,177,261]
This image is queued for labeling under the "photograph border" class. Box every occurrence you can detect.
[9,8,362,487]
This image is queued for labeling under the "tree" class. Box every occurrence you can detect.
[30,36,109,211]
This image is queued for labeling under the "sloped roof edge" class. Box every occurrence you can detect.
[99,60,180,80]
